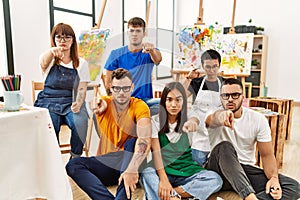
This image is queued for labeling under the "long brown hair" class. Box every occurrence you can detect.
[50,23,79,68]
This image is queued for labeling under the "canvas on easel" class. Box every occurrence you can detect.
[78,29,110,81]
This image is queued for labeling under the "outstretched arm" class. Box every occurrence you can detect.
[118,117,151,199]
[40,47,64,72]
[142,42,162,65]
[205,110,234,129]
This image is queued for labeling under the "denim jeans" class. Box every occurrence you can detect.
[141,167,222,200]
[192,148,210,167]
[206,141,300,200]
[49,103,88,156]
[144,98,160,116]
[66,138,145,200]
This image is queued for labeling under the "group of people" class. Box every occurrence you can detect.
[34,17,300,200]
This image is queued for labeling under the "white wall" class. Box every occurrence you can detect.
[8,0,300,103]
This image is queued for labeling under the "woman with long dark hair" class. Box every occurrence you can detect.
[141,82,222,200]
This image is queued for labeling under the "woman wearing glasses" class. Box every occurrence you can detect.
[34,23,90,159]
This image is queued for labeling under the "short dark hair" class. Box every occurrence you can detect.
[201,49,221,66]
[127,17,146,31]
[111,68,132,81]
[221,78,243,93]
[159,82,188,134]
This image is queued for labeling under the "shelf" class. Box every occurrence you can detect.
[251,69,261,72]
[252,52,262,56]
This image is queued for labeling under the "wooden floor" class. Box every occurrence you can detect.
[63,106,300,200]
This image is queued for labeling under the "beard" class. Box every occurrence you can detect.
[224,100,243,113]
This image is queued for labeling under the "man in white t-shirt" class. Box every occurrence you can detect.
[184,78,300,200]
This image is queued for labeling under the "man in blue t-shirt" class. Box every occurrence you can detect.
[104,17,162,115]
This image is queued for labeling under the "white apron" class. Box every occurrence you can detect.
[191,76,222,151]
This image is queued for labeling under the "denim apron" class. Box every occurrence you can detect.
[34,64,79,115]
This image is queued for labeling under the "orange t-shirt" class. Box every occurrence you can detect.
[95,96,150,156]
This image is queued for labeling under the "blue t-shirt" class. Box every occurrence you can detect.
[104,46,155,100]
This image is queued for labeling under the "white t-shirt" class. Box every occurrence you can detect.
[206,107,271,166]
[40,56,90,83]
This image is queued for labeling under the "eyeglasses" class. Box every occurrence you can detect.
[55,35,73,42]
[204,64,219,70]
[220,92,242,100]
[111,85,132,93]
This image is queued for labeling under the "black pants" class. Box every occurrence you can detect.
[206,141,300,200]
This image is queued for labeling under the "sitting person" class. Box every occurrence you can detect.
[186,78,300,200]
[141,82,222,200]
[104,17,162,115]
[184,49,225,166]
[34,23,89,158]
[66,68,151,199]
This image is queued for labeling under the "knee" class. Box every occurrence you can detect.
[213,141,236,155]
[205,170,223,190]
[65,157,82,177]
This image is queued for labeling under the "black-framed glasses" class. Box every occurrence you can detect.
[111,85,132,93]
[204,64,219,70]
[55,35,73,42]
[220,92,242,100]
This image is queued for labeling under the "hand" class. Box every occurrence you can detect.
[50,47,64,59]
[182,118,199,132]
[142,42,155,53]
[158,179,174,200]
[90,97,107,115]
[266,176,282,200]
[186,68,200,79]
[71,102,82,113]
[217,110,234,129]
[118,171,139,199]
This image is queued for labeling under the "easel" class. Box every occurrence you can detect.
[228,0,236,34]
[195,0,205,25]
[226,0,250,96]
[94,0,107,29]
[146,0,151,27]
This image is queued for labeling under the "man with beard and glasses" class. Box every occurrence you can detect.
[185,78,300,200]
[66,68,151,200]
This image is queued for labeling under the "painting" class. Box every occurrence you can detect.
[78,29,110,81]
[175,24,223,70]
[175,25,254,76]
[218,33,254,75]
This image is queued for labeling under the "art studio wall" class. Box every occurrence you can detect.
[7,0,300,104]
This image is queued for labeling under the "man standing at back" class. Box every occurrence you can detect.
[104,17,162,115]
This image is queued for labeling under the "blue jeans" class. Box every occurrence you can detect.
[144,98,160,116]
[141,167,222,200]
[66,138,145,200]
[49,103,88,156]
[192,148,210,167]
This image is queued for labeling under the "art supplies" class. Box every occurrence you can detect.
[1,74,22,91]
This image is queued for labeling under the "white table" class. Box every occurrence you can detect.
[0,104,73,200]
